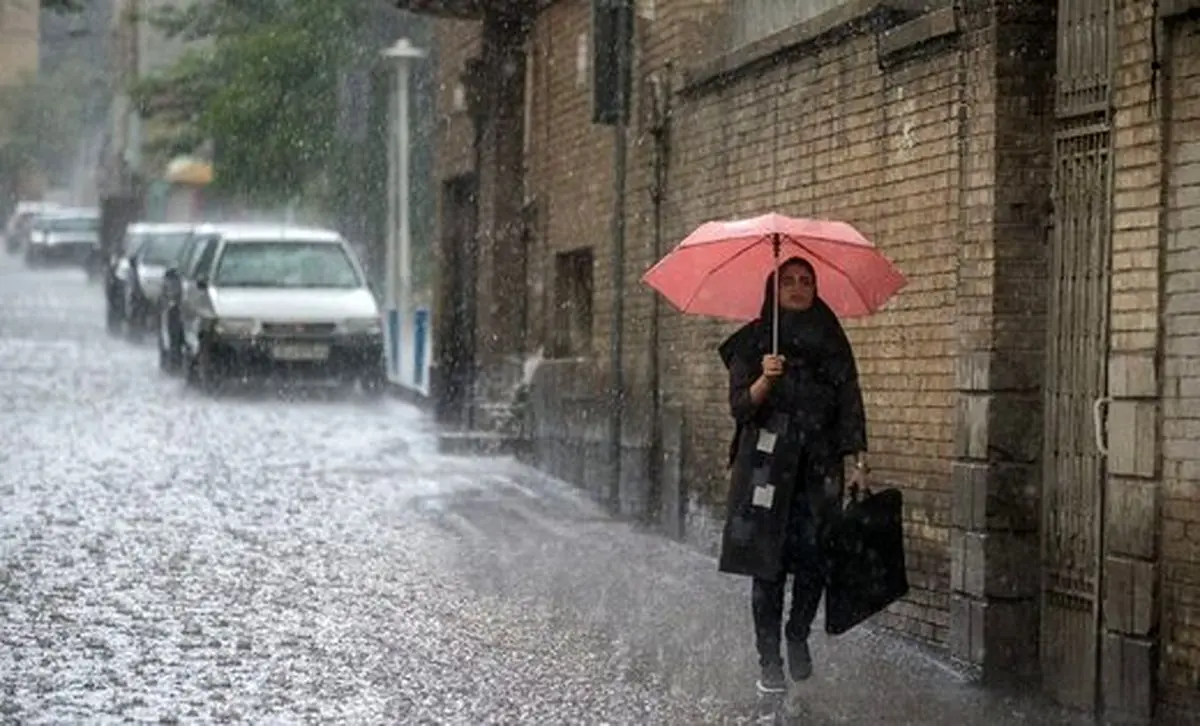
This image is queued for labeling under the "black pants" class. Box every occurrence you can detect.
[751,569,823,667]
[751,489,827,667]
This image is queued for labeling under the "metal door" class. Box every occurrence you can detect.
[1042,0,1113,712]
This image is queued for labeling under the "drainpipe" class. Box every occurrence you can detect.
[607,1,631,514]
[647,67,671,526]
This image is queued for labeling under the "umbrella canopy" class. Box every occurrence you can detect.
[642,212,906,321]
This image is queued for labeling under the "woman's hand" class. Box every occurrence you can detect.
[847,454,870,496]
[761,354,785,379]
[848,464,868,492]
[748,354,784,406]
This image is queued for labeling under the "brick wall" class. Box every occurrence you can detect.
[1162,14,1200,721]
[654,16,965,644]
[525,1,614,360]
[426,5,1200,710]
[432,20,480,182]
[508,1,1035,648]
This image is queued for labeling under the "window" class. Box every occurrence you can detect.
[728,0,850,48]
[36,215,99,234]
[552,248,594,358]
[190,240,220,280]
[181,236,214,276]
[123,232,149,255]
[139,233,193,266]
[212,241,362,289]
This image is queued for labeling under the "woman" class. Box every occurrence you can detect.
[716,256,868,697]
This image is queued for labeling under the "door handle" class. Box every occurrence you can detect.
[1093,396,1112,457]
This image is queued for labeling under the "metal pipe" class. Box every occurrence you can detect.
[647,68,671,526]
[607,1,630,514]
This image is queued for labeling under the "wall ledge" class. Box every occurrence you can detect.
[1161,0,1200,20]
[679,0,941,97]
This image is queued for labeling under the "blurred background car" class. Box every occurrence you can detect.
[24,207,100,269]
[106,222,194,337]
[4,201,62,255]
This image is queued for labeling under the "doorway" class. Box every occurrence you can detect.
[1041,0,1114,713]
[436,174,478,427]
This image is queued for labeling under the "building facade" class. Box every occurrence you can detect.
[0,0,38,87]
[401,0,1200,721]
[0,0,42,204]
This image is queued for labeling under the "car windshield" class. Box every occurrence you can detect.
[123,232,150,255]
[38,216,99,234]
[212,241,362,289]
[140,232,192,266]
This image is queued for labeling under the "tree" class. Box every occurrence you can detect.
[132,0,370,208]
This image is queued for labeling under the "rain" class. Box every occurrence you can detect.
[2,1,1197,725]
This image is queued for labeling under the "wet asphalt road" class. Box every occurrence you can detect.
[0,255,1092,726]
[0,257,744,725]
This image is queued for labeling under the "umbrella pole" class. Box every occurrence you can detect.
[772,233,780,355]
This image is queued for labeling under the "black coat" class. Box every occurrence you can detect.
[716,304,867,580]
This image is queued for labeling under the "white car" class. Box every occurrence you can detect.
[160,223,386,391]
[24,207,100,268]
[4,201,62,254]
[108,222,195,334]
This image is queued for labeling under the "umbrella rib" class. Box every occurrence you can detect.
[678,235,769,313]
[787,238,879,310]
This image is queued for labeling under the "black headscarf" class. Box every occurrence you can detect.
[718,257,855,389]
[717,257,866,467]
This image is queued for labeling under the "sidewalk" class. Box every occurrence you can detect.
[430,458,1097,725]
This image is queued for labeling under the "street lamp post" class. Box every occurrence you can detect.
[381,38,425,386]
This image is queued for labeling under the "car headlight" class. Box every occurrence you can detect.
[215,317,257,335]
[342,317,382,334]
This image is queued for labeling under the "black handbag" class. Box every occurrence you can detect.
[824,483,910,636]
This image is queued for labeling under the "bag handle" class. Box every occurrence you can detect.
[847,481,872,504]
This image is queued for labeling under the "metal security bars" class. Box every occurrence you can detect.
[1041,0,1114,712]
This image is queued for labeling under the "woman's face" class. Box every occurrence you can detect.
[778,263,816,311]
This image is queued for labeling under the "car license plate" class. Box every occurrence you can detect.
[272,343,330,361]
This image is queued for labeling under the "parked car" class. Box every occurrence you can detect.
[106,223,194,336]
[158,223,385,393]
[24,207,100,268]
[4,201,62,254]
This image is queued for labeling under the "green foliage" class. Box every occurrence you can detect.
[133,0,370,207]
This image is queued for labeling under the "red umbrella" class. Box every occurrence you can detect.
[642,213,906,350]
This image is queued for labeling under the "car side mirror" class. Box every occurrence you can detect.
[163,268,179,282]
[194,275,209,290]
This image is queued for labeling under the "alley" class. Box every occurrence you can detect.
[0,256,1083,725]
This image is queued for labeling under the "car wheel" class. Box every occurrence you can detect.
[186,343,221,394]
[158,316,181,374]
[125,292,147,342]
[106,299,123,335]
